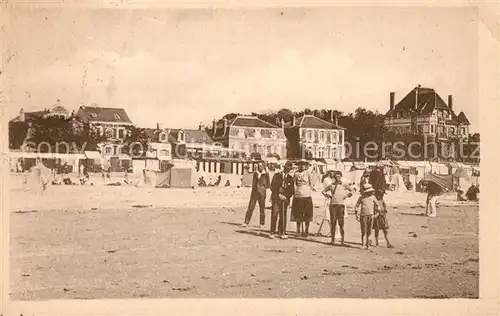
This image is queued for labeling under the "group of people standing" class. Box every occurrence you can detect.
[241,160,394,250]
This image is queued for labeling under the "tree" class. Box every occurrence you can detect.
[9,121,28,149]
[122,126,149,157]
[276,108,293,122]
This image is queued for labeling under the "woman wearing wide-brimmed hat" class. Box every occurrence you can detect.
[291,159,314,237]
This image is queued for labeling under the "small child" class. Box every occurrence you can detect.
[373,197,394,248]
[354,183,378,250]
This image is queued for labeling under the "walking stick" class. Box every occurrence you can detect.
[281,199,286,236]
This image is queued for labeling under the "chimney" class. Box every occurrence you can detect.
[19,108,25,122]
[281,118,285,129]
[292,115,296,126]
[199,122,205,131]
[335,116,339,126]
[156,122,160,130]
[415,85,419,110]
[448,95,453,111]
[390,92,395,111]
[330,110,334,123]
[223,118,228,136]
[212,119,217,135]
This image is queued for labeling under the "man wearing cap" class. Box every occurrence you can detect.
[242,162,270,228]
[269,161,295,239]
[322,170,355,245]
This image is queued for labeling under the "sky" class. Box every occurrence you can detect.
[3,7,478,131]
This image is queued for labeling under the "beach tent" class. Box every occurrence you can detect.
[390,172,408,192]
[170,161,194,188]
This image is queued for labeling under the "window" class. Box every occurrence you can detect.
[255,129,261,139]
[267,146,272,154]
[114,113,121,120]
[396,112,401,119]
[252,144,258,152]
[270,131,277,139]
[431,125,435,133]
[449,127,455,135]
[331,131,338,143]
[418,125,423,133]
[319,131,325,141]
[105,147,112,154]
[159,133,166,142]
[118,129,124,139]
[238,129,245,138]
[105,128,114,138]
[306,130,312,140]
[178,131,185,142]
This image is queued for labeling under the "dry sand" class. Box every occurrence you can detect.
[9,177,479,299]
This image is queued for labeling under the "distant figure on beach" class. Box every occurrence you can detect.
[359,169,371,193]
[291,159,314,237]
[241,162,270,228]
[456,185,467,201]
[425,181,446,217]
[369,163,387,198]
[466,184,479,202]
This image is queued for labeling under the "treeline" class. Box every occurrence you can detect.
[217,107,480,163]
[9,117,106,153]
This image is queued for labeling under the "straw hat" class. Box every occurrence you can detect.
[362,183,375,193]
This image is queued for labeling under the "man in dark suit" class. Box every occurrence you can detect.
[369,164,387,200]
[242,162,270,228]
[269,161,295,239]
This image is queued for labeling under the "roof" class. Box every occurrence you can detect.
[211,115,281,139]
[169,129,215,144]
[230,116,280,129]
[76,105,133,124]
[144,128,177,143]
[292,115,345,130]
[10,110,50,122]
[386,86,453,118]
[457,112,471,125]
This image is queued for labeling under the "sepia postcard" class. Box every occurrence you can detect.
[1,1,499,315]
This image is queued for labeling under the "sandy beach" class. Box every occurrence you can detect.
[9,177,479,299]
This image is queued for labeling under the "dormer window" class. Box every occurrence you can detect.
[91,113,97,118]
[159,132,166,142]
[114,113,121,120]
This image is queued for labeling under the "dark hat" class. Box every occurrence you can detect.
[297,159,311,165]
[333,170,343,177]
[284,161,294,169]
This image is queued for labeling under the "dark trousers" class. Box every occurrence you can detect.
[329,204,345,241]
[244,192,266,225]
[270,198,289,234]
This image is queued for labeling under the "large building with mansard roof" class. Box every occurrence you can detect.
[384,85,471,140]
